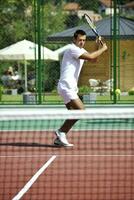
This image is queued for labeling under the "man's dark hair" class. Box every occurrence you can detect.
[73,30,86,39]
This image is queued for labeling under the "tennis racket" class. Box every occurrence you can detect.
[83,13,103,45]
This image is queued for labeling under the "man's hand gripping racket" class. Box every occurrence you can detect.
[83,13,103,45]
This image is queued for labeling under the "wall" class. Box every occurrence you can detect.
[79,39,134,91]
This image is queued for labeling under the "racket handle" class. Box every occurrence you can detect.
[96,35,104,46]
[100,40,103,45]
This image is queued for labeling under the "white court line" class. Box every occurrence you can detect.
[1,154,134,158]
[12,155,56,200]
[1,128,133,131]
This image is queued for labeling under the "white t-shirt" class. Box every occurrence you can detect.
[58,43,87,91]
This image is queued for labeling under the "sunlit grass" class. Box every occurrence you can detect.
[0,93,133,104]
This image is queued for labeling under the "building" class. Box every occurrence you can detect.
[48,17,134,91]
[63,2,102,22]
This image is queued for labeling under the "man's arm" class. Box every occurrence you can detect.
[79,43,107,61]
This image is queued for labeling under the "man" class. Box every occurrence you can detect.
[54,29,107,147]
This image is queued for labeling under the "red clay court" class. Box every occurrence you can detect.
[0,108,134,200]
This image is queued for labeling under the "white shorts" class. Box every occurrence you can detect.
[58,83,79,104]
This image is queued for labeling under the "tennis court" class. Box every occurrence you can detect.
[0,107,134,200]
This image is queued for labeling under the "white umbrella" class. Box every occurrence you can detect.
[0,39,58,91]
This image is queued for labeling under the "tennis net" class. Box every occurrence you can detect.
[0,107,134,200]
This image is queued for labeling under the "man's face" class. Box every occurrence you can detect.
[74,34,86,48]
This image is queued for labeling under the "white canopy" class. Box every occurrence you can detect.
[0,39,57,60]
[0,39,58,91]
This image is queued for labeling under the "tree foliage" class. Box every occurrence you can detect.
[43,3,66,41]
[0,0,67,92]
[78,0,99,12]
[0,0,34,48]
[0,0,133,92]
[0,0,132,49]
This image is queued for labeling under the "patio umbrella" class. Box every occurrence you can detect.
[0,39,58,91]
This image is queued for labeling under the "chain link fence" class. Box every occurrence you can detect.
[0,0,133,105]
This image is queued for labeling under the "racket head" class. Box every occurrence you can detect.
[83,14,99,37]
[83,13,103,45]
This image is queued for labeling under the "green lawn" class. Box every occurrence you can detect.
[97,95,134,103]
[0,94,63,104]
[0,93,134,105]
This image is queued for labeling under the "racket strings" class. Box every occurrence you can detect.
[85,16,96,29]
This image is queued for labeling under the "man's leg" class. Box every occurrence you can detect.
[59,98,84,133]
[54,97,84,147]
[66,98,85,110]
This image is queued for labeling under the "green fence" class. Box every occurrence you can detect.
[0,0,133,105]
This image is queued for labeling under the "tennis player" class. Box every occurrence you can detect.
[54,29,107,147]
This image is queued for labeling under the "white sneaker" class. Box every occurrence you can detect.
[54,130,74,147]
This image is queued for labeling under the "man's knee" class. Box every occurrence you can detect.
[66,99,84,110]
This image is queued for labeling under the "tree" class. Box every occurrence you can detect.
[78,0,99,12]
[0,0,67,92]
[43,3,66,42]
[118,0,134,5]
[0,0,34,48]
[41,3,67,92]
